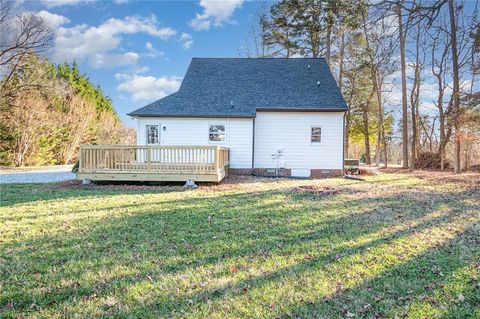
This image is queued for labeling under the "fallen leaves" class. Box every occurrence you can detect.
[104,296,118,308]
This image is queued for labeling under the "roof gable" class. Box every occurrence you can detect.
[128,58,348,117]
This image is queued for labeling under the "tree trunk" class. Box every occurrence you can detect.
[325,8,333,66]
[435,78,446,170]
[448,0,461,174]
[363,101,371,165]
[374,74,385,167]
[345,110,350,158]
[410,104,417,169]
[383,130,388,168]
[415,92,421,154]
[410,27,421,170]
[397,3,409,168]
[338,33,345,91]
[439,116,446,170]
[463,142,471,171]
[339,33,347,157]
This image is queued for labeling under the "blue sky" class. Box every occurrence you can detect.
[21,0,269,126]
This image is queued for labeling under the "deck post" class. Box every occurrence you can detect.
[215,146,221,173]
[147,146,151,173]
[79,145,83,173]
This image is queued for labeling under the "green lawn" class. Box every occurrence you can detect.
[1,174,479,318]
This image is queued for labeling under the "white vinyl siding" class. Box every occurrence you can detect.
[254,112,344,170]
[136,117,253,169]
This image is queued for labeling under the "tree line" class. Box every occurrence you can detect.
[0,0,134,167]
[241,0,479,173]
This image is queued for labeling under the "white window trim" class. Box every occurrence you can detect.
[310,126,322,145]
[146,124,160,145]
[208,123,227,144]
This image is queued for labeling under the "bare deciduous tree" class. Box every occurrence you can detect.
[0,0,53,87]
[447,0,461,174]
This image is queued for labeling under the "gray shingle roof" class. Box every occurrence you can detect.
[128,58,348,118]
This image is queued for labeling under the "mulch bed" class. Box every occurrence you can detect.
[294,185,340,196]
[358,167,381,175]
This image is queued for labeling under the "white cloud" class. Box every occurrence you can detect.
[132,66,150,74]
[41,0,129,6]
[53,15,176,68]
[179,33,193,49]
[90,52,139,68]
[36,10,70,27]
[190,0,244,31]
[116,73,181,101]
[145,41,165,58]
[97,15,176,38]
[40,0,90,7]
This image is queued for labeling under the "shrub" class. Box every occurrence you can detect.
[71,161,79,173]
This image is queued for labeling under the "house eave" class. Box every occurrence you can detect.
[127,113,255,119]
[255,107,348,113]
[128,108,348,118]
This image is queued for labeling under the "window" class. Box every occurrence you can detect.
[311,127,322,143]
[146,125,159,144]
[209,124,225,142]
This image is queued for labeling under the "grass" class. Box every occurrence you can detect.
[0,173,479,318]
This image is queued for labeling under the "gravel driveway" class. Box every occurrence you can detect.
[0,166,75,184]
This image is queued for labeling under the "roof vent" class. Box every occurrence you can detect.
[317,81,320,87]
[230,100,234,108]
[308,64,311,69]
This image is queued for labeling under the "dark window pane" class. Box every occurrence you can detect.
[209,125,225,141]
[311,127,321,143]
[147,126,158,144]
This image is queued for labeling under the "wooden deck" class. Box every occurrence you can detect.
[77,145,230,182]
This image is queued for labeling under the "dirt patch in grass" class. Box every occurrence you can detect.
[56,180,185,191]
[57,180,82,188]
[294,185,341,196]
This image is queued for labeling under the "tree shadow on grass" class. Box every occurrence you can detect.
[112,192,478,318]
[0,172,399,208]
[0,182,189,207]
[279,225,480,318]
[0,183,478,318]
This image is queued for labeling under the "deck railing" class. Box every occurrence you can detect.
[79,145,230,175]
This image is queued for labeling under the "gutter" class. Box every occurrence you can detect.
[251,118,255,171]
[255,107,348,113]
[342,111,346,175]
[127,113,255,118]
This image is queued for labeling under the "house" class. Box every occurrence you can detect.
[127,58,348,178]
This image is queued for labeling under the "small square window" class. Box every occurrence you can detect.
[311,127,321,143]
[146,125,159,144]
[209,124,225,142]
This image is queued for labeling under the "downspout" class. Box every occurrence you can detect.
[251,118,255,174]
[342,112,346,175]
